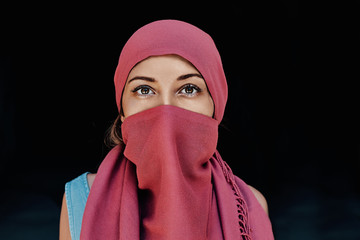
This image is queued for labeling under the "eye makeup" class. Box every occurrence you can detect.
[131,85,155,97]
[178,84,202,96]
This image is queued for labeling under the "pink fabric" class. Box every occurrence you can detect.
[80,20,274,240]
[123,105,219,239]
[235,177,275,240]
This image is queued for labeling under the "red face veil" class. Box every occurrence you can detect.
[80,20,255,240]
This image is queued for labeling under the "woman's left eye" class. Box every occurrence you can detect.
[179,84,201,96]
[132,85,155,96]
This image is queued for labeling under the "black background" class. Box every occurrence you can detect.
[1,1,359,239]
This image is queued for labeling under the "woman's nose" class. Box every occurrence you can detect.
[159,92,177,107]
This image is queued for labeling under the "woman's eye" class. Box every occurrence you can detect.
[179,84,201,96]
[132,85,155,96]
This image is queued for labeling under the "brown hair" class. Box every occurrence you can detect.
[104,115,123,148]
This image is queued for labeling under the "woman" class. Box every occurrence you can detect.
[60,20,274,240]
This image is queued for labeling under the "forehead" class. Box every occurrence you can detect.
[127,55,201,78]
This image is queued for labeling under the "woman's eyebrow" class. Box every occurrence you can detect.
[128,73,203,83]
[177,73,203,81]
[128,76,156,83]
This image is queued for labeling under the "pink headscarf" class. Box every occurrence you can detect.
[114,19,227,122]
[80,20,273,240]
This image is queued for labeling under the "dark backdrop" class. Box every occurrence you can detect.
[1,1,359,239]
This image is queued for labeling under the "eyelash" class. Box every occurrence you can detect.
[131,84,202,97]
[179,84,202,96]
[131,85,154,96]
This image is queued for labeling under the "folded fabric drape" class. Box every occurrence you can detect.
[80,19,273,240]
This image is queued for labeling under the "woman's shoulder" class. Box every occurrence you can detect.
[247,185,269,215]
[60,172,96,240]
[87,173,96,189]
[65,172,96,192]
[233,176,269,215]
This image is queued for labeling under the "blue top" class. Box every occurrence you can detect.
[65,172,90,240]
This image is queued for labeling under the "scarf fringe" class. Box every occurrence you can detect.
[214,152,252,240]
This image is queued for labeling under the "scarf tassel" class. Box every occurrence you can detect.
[214,152,252,240]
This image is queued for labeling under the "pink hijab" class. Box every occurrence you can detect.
[114,19,227,121]
[80,20,273,240]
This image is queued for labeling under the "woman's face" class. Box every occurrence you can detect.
[121,55,214,121]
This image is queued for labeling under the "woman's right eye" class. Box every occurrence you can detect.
[132,85,155,96]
